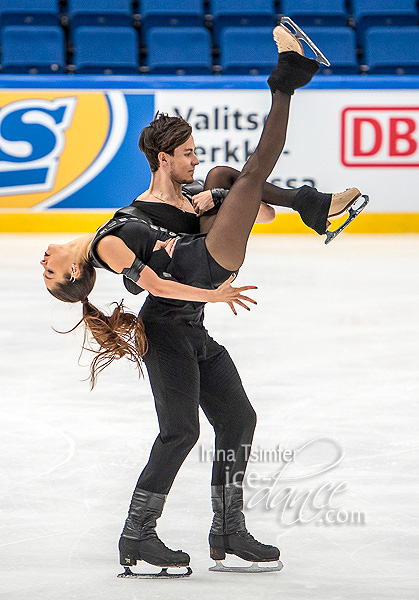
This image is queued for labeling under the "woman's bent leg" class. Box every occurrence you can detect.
[203,165,362,238]
[204,165,297,209]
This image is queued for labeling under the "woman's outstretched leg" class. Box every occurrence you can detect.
[205,90,291,272]
[205,27,319,272]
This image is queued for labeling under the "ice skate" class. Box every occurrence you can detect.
[118,565,192,579]
[209,531,283,573]
[117,488,192,579]
[292,185,369,242]
[279,16,331,66]
[209,559,283,573]
[268,24,320,96]
[325,194,370,244]
[208,484,283,574]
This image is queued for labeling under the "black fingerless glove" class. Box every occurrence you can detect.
[211,188,229,209]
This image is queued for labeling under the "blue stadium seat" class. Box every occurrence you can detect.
[281,0,347,27]
[353,0,418,44]
[0,0,59,28]
[139,0,204,37]
[68,0,132,29]
[0,25,64,73]
[73,26,138,73]
[303,27,358,73]
[146,27,211,74]
[219,27,278,74]
[210,0,276,45]
[363,26,419,74]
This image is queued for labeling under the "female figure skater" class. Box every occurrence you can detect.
[42,27,324,576]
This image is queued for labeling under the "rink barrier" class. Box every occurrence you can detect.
[2,211,419,234]
[1,75,419,233]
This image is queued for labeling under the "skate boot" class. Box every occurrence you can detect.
[267,23,319,96]
[293,186,369,243]
[208,484,283,573]
[118,488,192,579]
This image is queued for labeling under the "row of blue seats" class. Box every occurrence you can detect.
[1,25,418,75]
[0,0,418,43]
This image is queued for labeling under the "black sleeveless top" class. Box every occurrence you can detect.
[89,216,179,280]
[129,200,200,236]
[91,185,209,324]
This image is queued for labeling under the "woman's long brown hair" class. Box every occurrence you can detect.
[78,300,147,389]
[49,260,147,388]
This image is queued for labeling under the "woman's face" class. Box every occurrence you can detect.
[40,243,73,288]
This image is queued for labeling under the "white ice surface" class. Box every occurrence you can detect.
[0,233,418,600]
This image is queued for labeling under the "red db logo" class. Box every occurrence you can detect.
[341,107,419,167]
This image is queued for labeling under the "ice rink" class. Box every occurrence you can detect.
[1,232,418,600]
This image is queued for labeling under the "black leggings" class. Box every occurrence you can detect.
[205,90,291,272]
[199,165,300,233]
[205,165,297,209]
[136,319,256,494]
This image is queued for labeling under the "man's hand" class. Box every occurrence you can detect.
[152,238,177,257]
[191,191,215,216]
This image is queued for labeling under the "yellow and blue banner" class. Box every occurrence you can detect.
[0,86,154,230]
[1,75,419,233]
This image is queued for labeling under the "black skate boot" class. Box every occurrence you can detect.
[117,488,192,579]
[208,484,283,573]
[292,185,369,243]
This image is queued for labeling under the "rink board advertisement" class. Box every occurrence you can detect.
[0,76,418,232]
[0,90,154,211]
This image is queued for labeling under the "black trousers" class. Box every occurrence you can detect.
[136,319,257,495]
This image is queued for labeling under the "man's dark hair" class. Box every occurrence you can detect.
[139,112,192,172]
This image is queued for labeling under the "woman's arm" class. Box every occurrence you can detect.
[138,266,253,311]
[96,235,256,311]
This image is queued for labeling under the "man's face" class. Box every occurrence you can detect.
[167,135,199,184]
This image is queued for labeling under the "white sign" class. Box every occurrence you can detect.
[156,89,419,213]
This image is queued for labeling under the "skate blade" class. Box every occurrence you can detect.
[280,16,331,66]
[117,566,192,579]
[209,560,283,573]
[325,195,369,245]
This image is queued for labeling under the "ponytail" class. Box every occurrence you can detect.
[49,258,147,388]
[60,298,147,389]
[80,299,148,389]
